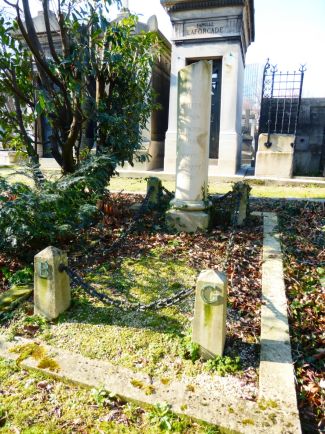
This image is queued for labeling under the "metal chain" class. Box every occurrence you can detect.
[101,186,154,255]
[161,186,174,200]
[59,188,243,312]
[221,192,242,272]
[209,190,234,203]
[60,186,196,312]
[59,264,195,312]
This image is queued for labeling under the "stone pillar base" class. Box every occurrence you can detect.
[166,209,209,233]
[255,151,294,178]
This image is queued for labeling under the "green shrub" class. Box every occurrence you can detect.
[0,154,115,257]
[6,267,33,286]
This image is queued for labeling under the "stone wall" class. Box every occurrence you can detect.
[294,98,325,176]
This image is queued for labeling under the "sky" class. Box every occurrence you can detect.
[1,0,324,97]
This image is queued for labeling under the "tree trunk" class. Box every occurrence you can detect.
[61,145,75,174]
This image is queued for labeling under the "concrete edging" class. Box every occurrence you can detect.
[253,211,301,432]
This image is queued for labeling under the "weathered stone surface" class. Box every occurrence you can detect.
[147,176,162,207]
[0,335,302,433]
[34,246,70,320]
[192,270,227,358]
[174,60,212,205]
[161,0,253,176]
[167,60,211,232]
[255,134,295,178]
[166,209,209,233]
[258,212,301,432]
[234,182,250,226]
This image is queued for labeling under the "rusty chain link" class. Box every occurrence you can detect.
[59,187,242,311]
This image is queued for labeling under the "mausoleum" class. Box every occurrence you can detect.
[160,0,254,175]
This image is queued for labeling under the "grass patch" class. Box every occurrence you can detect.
[0,358,218,433]
[108,176,325,199]
[1,167,324,198]
[2,246,203,379]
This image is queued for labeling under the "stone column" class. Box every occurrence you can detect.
[192,270,227,358]
[166,60,212,232]
[217,48,245,175]
[34,246,70,320]
[163,52,186,173]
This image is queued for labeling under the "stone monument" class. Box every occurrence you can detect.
[160,0,254,176]
[166,60,212,232]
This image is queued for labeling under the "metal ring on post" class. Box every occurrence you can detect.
[200,285,224,306]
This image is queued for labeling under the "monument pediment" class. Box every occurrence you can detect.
[161,0,254,45]
[174,16,242,41]
[161,0,251,10]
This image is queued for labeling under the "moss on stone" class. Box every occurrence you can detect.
[242,418,255,425]
[10,342,46,365]
[204,303,212,327]
[258,399,279,411]
[0,285,32,312]
[130,379,155,395]
[0,358,218,432]
[37,357,60,372]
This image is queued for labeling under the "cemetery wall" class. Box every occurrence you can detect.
[295,98,325,176]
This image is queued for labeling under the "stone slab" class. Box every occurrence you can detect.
[255,211,301,432]
[0,336,301,433]
[174,60,211,204]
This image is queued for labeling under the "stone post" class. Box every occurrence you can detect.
[166,60,212,232]
[192,270,227,359]
[147,177,162,207]
[34,246,70,320]
[235,182,251,226]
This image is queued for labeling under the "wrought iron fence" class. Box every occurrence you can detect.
[259,60,306,148]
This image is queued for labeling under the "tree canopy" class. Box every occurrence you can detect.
[0,0,159,174]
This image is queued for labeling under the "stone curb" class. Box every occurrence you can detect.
[0,336,300,433]
[253,211,301,433]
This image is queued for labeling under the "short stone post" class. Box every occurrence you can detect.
[34,246,70,320]
[166,60,212,232]
[235,182,251,226]
[192,270,227,359]
[147,177,162,207]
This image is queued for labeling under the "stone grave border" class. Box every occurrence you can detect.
[0,212,301,433]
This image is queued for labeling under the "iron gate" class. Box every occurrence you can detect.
[258,59,306,148]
